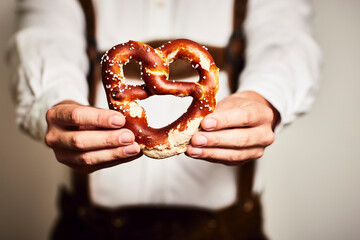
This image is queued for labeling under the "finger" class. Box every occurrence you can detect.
[47,104,125,128]
[54,143,141,167]
[186,145,265,164]
[46,128,135,151]
[191,127,274,148]
[201,104,273,131]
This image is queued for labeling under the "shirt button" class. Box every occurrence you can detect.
[77,206,87,218]
[206,218,218,229]
[112,217,125,228]
[242,198,254,212]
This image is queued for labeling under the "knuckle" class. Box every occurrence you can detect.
[96,111,102,126]
[70,135,85,150]
[201,149,212,159]
[209,134,221,146]
[236,134,250,147]
[223,114,232,128]
[241,109,251,125]
[104,136,113,147]
[106,131,119,146]
[255,149,265,159]
[114,149,124,160]
[46,108,55,123]
[70,107,82,125]
[264,107,274,121]
[79,153,93,166]
[264,131,275,146]
[44,133,55,147]
[229,151,243,161]
[112,147,127,160]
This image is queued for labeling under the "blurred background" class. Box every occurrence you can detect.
[0,0,359,239]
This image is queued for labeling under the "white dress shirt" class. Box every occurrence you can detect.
[8,0,321,209]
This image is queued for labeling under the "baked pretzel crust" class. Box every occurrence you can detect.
[101,39,219,159]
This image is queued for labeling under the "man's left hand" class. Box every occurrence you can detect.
[187,91,280,165]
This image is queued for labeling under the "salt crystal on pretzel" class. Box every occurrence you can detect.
[102,39,219,159]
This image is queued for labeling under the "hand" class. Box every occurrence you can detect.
[187,91,280,165]
[45,100,141,173]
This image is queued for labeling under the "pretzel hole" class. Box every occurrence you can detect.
[121,58,198,82]
[138,95,193,128]
[122,60,142,80]
[168,58,198,81]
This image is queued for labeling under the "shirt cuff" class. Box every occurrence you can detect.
[21,83,89,141]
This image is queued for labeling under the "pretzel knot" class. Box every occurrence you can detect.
[101,39,219,159]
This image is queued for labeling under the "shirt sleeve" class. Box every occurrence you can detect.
[238,0,322,128]
[7,0,90,140]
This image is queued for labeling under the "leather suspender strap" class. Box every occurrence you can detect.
[231,0,257,207]
[71,0,98,203]
[226,0,248,93]
[78,0,96,43]
[76,0,254,207]
[234,0,248,30]
[78,0,98,106]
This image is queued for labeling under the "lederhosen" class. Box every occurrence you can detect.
[51,0,268,239]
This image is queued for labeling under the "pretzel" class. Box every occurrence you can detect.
[101,39,219,159]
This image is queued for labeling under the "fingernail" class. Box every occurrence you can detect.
[110,115,124,127]
[120,131,134,145]
[124,144,139,155]
[194,134,207,146]
[189,146,202,157]
[203,118,217,130]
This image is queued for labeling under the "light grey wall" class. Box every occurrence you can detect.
[262,0,360,239]
[0,0,359,239]
[0,2,69,239]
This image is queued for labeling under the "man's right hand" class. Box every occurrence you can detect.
[45,100,141,173]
